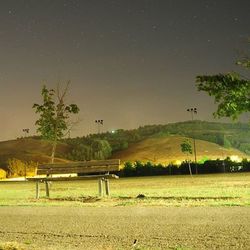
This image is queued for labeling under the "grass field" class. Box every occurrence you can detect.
[0,173,250,207]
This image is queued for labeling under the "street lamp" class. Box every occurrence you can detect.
[95,119,103,134]
[186,108,198,174]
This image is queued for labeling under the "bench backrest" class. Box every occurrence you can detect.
[37,159,120,175]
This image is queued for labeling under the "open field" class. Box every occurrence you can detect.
[0,173,250,207]
[0,173,250,249]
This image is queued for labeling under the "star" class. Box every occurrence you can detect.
[152,25,158,31]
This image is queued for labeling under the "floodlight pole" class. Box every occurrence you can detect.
[187,108,198,174]
[22,128,29,138]
[22,128,29,178]
[95,119,103,134]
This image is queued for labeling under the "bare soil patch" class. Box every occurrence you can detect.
[0,206,249,249]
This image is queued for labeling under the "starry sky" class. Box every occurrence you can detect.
[0,0,249,141]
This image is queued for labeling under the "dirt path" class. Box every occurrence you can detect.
[0,207,249,249]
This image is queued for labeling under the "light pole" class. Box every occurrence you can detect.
[219,147,226,173]
[95,119,103,134]
[22,128,29,178]
[22,128,29,137]
[187,108,198,174]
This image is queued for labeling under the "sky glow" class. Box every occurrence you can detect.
[0,0,249,141]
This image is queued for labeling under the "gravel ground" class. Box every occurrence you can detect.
[0,206,249,250]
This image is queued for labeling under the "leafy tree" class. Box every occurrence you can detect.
[33,82,79,163]
[180,139,193,176]
[69,144,92,161]
[196,42,250,120]
[223,136,231,149]
[91,139,112,160]
[196,73,249,119]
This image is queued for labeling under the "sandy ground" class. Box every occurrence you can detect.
[0,207,249,250]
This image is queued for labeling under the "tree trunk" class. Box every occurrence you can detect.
[188,161,193,177]
[51,140,57,164]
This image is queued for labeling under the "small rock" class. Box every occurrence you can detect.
[136,194,146,199]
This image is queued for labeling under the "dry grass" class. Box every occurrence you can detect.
[113,135,249,165]
[0,138,71,171]
[0,242,25,250]
[0,173,249,207]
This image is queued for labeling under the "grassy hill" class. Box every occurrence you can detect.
[0,138,71,170]
[0,121,250,171]
[112,135,249,165]
[65,120,250,159]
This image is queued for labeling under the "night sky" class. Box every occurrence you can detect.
[0,0,249,141]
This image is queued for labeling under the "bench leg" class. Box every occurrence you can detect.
[98,178,104,197]
[36,181,40,199]
[45,181,50,198]
[104,179,110,196]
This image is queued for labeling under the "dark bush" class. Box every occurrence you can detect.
[118,159,250,177]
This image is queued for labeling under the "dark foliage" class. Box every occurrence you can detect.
[118,159,250,177]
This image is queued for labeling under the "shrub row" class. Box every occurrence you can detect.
[7,158,37,177]
[3,157,250,178]
[118,158,250,177]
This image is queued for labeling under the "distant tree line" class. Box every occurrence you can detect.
[118,158,250,177]
[3,157,250,178]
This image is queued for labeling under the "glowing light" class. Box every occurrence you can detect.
[173,160,182,166]
[230,155,241,162]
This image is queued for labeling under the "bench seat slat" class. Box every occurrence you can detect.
[37,165,119,175]
[37,159,120,175]
[27,174,119,182]
[39,159,120,169]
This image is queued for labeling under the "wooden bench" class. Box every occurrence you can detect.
[26,159,120,199]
